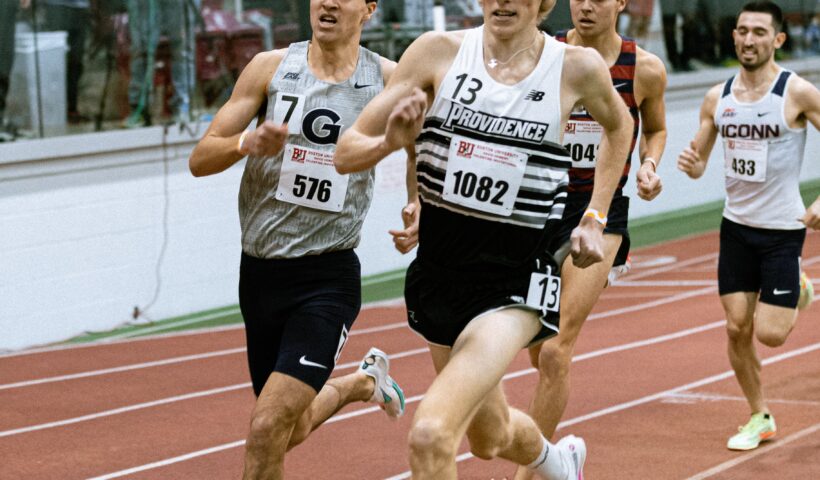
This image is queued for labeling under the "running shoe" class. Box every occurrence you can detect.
[727,412,776,450]
[359,347,405,419]
[798,271,814,310]
[556,434,586,480]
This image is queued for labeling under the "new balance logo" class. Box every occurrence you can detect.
[299,355,328,369]
[284,72,301,80]
[773,289,792,295]
[525,90,545,101]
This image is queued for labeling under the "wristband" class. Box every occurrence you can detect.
[583,208,608,227]
[237,130,250,155]
[641,157,657,171]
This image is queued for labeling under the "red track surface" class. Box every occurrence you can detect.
[2,232,820,479]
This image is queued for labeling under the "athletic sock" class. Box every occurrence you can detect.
[527,436,567,480]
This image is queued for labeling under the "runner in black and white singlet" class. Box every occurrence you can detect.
[678,1,820,453]
[514,5,668,477]
[189,2,414,478]
[335,1,634,478]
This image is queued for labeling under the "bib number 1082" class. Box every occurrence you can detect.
[451,170,508,206]
[293,174,332,203]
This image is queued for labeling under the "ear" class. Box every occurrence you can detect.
[774,30,787,49]
[364,1,377,23]
[618,0,628,14]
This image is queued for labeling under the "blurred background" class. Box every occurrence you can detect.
[2,0,820,351]
[1,0,819,138]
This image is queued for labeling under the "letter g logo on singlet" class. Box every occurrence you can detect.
[302,108,342,145]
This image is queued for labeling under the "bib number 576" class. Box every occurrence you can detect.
[293,175,332,203]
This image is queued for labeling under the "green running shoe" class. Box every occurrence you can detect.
[727,412,776,451]
[798,271,813,310]
[359,347,406,419]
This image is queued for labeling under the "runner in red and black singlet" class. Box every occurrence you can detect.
[515,2,669,478]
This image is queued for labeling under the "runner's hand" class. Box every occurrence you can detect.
[636,161,662,201]
[801,199,820,230]
[389,200,420,254]
[384,88,427,151]
[244,121,289,157]
[677,141,705,179]
[569,217,605,268]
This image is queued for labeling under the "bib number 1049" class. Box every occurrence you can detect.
[526,269,561,313]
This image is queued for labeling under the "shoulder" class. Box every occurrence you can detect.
[562,44,608,82]
[379,56,398,84]
[635,47,667,85]
[785,72,819,99]
[245,48,288,78]
[405,29,466,59]
[701,82,725,113]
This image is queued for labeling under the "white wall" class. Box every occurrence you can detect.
[2,59,819,351]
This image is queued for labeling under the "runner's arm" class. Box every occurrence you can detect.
[635,51,667,201]
[793,78,820,229]
[189,51,285,177]
[677,84,720,179]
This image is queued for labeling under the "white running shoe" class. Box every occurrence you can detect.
[557,434,586,480]
[358,347,405,419]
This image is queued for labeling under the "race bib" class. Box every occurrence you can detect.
[563,120,602,168]
[276,144,349,212]
[724,138,767,183]
[441,135,526,216]
[526,266,561,313]
[272,92,305,135]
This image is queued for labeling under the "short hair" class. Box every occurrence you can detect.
[738,1,784,33]
[539,0,557,22]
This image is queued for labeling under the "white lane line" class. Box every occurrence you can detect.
[626,252,718,280]
[0,384,250,438]
[662,391,820,407]
[383,341,820,480]
[588,286,716,321]
[0,347,247,391]
[684,421,820,479]
[85,440,248,480]
[613,280,716,287]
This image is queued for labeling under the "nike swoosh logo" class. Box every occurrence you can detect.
[757,112,770,117]
[614,82,629,90]
[773,289,792,295]
[381,388,393,403]
[299,355,328,369]
[354,83,373,89]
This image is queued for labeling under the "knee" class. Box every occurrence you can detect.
[247,407,299,449]
[536,341,572,378]
[408,418,456,461]
[725,319,753,344]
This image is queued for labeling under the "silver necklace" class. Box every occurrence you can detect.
[486,34,540,69]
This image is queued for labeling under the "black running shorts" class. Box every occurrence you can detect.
[404,258,560,348]
[239,249,361,395]
[718,217,806,308]
[550,193,630,267]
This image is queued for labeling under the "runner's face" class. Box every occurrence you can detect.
[570,0,626,37]
[310,0,375,43]
[733,12,785,71]
[480,0,542,37]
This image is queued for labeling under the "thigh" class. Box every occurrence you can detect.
[758,229,805,309]
[415,308,541,433]
[718,218,761,296]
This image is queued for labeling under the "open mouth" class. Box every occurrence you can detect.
[318,14,337,26]
[493,10,517,19]
[579,18,595,26]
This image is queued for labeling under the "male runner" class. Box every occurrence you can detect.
[677,0,819,451]
[335,1,633,478]
[516,4,667,477]
[189,1,415,478]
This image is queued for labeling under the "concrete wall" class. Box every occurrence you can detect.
[2,58,819,351]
